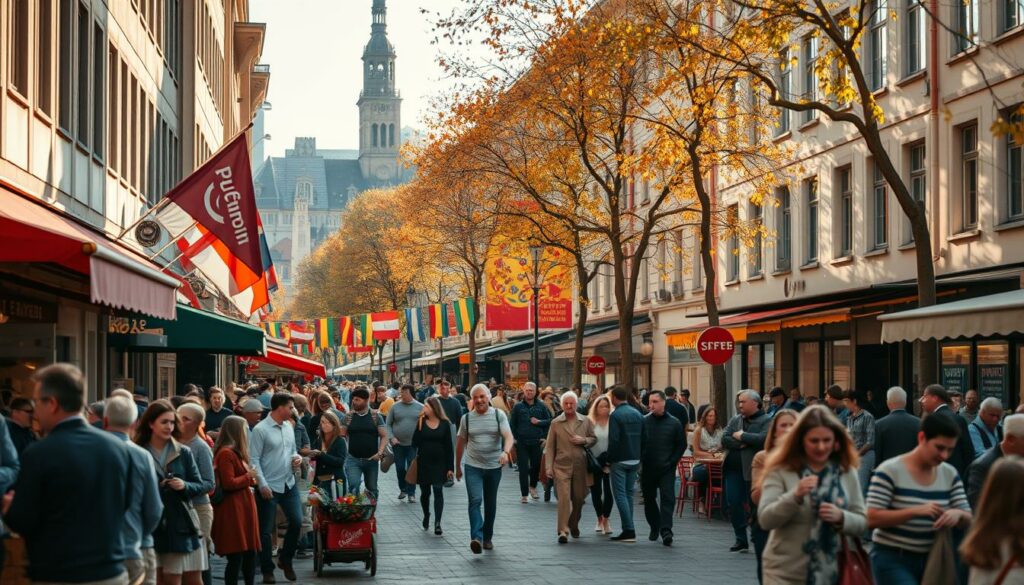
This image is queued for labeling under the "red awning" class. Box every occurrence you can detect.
[251,347,327,378]
[0,186,179,319]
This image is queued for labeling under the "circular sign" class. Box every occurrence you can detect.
[586,356,606,375]
[388,363,397,373]
[696,327,736,366]
[135,220,162,247]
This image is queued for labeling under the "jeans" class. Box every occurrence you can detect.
[857,451,876,495]
[641,465,676,537]
[870,544,928,585]
[610,462,640,532]
[724,468,751,544]
[590,469,613,518]
[516,442,543,496]
[691,464,709,497]
[393,444,418,497]
[751,520,768,584]
[344,457,380,500]
[255,483,302,575]
[464,464,502,542]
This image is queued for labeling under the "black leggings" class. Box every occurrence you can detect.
[224,550,257,585]
[419,482,444,521]
[590,469,613,518]
[516,442,543,496]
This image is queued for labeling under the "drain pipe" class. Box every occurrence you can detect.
[929,0,943,263]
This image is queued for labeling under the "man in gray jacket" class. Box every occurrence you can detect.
[721,389,770,552]
[386,384,424,502]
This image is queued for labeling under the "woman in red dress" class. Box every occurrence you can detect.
[211,416,261,585]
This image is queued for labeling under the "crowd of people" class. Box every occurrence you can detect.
[3,363,1024,585]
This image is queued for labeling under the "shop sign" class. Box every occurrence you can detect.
[978,364,1008,402]
[108,316,158,335]
[0,294,57,324]
[696,327,735,366]
[586,356,606,375]
[388,363,398,373]
[941,365,968,394]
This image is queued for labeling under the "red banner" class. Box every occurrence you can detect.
[485,238,572,331]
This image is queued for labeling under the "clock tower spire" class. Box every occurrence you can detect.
[357,0,402,183]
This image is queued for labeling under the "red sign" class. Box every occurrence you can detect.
[388,363,397,373]
[696,327,736,366]
[586,356,607,375]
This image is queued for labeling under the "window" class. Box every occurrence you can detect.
[797,341,821,397]
[389,124,395,147]
[801,35,818,123]
[371,123,377,147]
[837,166,853,257]
[119,61,128,175]
[960,123,979,231]
[672,230,683,289]
[590,261,601,312]
[1005,0,1024,31]
[76,1,90,147]
[750,200,763,276]
[827,340,852,389]
[640,258,650,301]
[1006,110,1023,222]
[906,0,925,75]
[108,47,118,173]
[870,160,888,249]
[9,0,30,95]
[805,178,819,263]
[906,142,926,243]
[58,0,73,130]
[92,22,104,158]
[37,0,54,115]
[692,230,703,289]
[727,204,740,281]
[867,0,887,91]
[777,49,791,135]
[776,186,791,271]
[603,265,612,309]
[955,0,979,52]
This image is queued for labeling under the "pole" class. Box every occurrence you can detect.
[391,340,397,384]
[439,337,445,382]
[532,285,540,384]
[408,332,414,384]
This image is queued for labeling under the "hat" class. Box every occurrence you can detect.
[242,399,266,414]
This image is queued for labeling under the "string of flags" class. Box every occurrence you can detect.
[261,298,477,356]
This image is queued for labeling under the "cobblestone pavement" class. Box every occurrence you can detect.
[211,467,758,584]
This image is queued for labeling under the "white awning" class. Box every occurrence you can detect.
[333,356,373,374]
[413,346,469,366]
[878,289,1024,343]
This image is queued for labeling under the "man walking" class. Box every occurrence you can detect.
[510,381,551,502]
[825,384,850,425]
[606,385,643,543]
[340,386,389,500]
[873,386,919,467]
[640,391,685,546]
[5,397,37,455]
[663,387,690,428]
[104,396,163,585]
[784,388,805,412]
[721,389,770,552]
[967,414,1024,508]
[959,389,980,424]
[5,363,131,585]
[250,393,303,583]
[919,384,975,479]
[386,384,423,502]
[456,384,514,554]
[765,387,786,417]
[436,378,466,431]
[967,397,1003,459]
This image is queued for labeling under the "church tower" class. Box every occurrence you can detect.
[357,0,402,183]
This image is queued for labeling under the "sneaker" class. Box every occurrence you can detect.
[483,541,493,550]
[408,494,416,503]
[521,496,528,504]
[558,533,568,544]
[398,493,406,500]
[262,574,276,585]
[663,534,674,547]
[470,539,483,554]
[730,541,749,552]
[529,487,539,500]
[610,531,636,542]
[648,529,659,542]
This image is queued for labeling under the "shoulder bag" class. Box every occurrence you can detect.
[995,555,1019,585]
[921,529,957,585]
[837,536,872,585]
[404,417,423,485]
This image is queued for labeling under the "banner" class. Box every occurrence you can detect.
[406,307,426,342]
[371,311,401,340]
[428,304,448,339]
[339,316,354,347]
[485,238,573,331]
[452,297,476,334]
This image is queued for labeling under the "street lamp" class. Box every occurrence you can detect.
[528,244,544,385]
[406,284,418,383]
[250,133,271,153]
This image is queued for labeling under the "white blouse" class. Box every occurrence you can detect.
[592,422,610,457]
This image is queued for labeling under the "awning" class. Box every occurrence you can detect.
[878,289,1024,343]
[251,346,327,378]
[109,304,265,354]
[551,323,644,359]
[413,346,469,365]
[664,302,845,347]
[334,356,373,374]
[0,186,179,319]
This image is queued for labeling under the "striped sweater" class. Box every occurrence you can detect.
[866,457,970,553]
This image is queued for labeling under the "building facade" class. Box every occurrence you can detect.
[0,0,268,405]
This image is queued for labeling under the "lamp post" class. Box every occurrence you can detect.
[249,133,271,154]
[528,244,544,385]
[406,285,418,383]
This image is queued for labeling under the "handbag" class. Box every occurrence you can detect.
[995,555,1020,585]
[921,529,957,585]
[837,536,872,585]
[210,483,225,505]
[379,444,395,473]
[405,458,419,485]
[583,446,602,474]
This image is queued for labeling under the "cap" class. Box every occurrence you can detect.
[242,399,266,414]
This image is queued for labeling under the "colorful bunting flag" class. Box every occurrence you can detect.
[371,311,401,340]
[314,318,339,349]
[406,307,426,342]
[357,314,373,348]
[452,297,477,334]
[262,321,285,339]
[339,316,354,347]
[428,304,448,339]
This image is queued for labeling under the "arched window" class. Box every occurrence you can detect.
[389,124,395,147]
[389,61,394,80]
[379,124,387,147]
[371,124,378,147]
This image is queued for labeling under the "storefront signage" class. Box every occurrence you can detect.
[783,278,806,298]
[941,365,968,394]
[108,316,155,335]
[586,356,606,375]
[388,363,398,373]
[697,327,735,366]
[0,294,57,324]
[978,364,1008,402]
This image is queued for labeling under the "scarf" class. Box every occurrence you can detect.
[801,461,846,585]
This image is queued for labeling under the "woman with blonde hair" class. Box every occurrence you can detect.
[960,456,1024,584]
[587,394,614,534]
[758,405,867,585]
[211,416,260,585]
[750,409,798,584]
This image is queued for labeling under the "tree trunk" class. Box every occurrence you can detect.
[572,296,590,388]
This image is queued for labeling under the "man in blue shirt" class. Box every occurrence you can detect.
[250,392,302,583]
[968,397,1003,459]
[606,385,643,543]
[105,396,163,585]
[825,385,850,425]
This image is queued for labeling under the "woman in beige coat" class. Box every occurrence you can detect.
[757,405,867,585]
[544,391,596,543]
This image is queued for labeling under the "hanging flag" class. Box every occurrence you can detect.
[357,314,374,348]
[446,303,459,337]
[288,321,314,345]
[371,311,401,340]
[406,307,426,342]
[428,303,448,339]
[339,316,354,347]
[315,318,339,349]
[262,321,285,339]
[452,297,477,334]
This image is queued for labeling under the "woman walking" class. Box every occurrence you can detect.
[588,394,614,535]
[544,391,597,543]
[750,410,798,584]
[413,396,455,535]
[135,400,208,585]
[211,416,260,585]
[960,457,1024,584]
[757,405,867,585]
[311,410,348,490]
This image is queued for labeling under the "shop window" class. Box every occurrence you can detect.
[941,343,971,393]
[827,340,851,389]
[977,342,1009,404]
[746,346,763,392]
[744,343,776,393]
[797,341,821,396]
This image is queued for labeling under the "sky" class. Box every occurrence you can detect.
[249,0,471,157]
